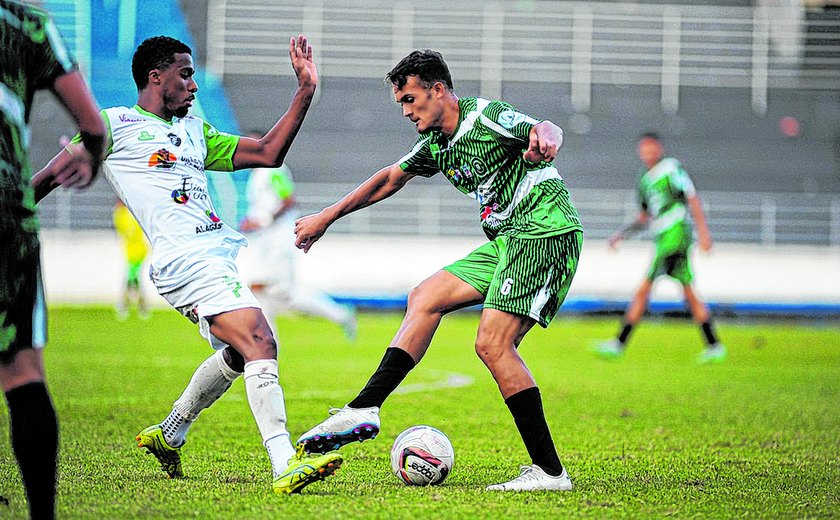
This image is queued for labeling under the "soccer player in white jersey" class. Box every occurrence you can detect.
[33,35,341,494]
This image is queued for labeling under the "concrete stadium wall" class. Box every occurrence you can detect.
[40,230,839,310]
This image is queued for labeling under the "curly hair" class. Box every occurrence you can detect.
[386,50,453,91]
[132,36,192,90]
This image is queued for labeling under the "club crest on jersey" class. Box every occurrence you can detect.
[148,148,177,169]
[167,133,182,146]
[498,109,526,130]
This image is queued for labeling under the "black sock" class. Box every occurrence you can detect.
[617,323,634,344]
[505,387,563,477]
[348,347,415,409]
[6,382,59,520]
[701,320,719,345]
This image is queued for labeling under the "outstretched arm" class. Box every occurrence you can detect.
[608,211,649,249]
[32,70,105,202]
[523,121,563,163]
[687,194,712,251]
[294,163,414,252]
[232,35,317,169]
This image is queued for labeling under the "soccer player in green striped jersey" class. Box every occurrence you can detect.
[596,133,726,364]
[1,1,105,517]
[294,50,582,491]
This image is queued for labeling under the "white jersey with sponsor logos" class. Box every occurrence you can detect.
[99,105,245,292]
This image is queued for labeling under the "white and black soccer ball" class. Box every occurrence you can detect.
[390,425,455,486]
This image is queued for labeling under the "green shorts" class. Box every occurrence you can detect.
[0,228,47,360]
[444,231,582,328]
[647,226,693,285]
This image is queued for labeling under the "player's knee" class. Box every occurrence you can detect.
[223,346,246,372]
[406,284,440,316]
[474,338,505,366]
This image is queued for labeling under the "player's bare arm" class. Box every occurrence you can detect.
[232,35,317,169]
[609,211,649,249]
[294,163,414,252]
[32,70,106,202]
[687,194,713,251]
[523,121,563,163]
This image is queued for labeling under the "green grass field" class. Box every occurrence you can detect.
[1,307,838,518]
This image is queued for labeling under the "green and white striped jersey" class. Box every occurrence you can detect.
[0,0,75,235]
[637,157,696,237]
[399,97,582,240]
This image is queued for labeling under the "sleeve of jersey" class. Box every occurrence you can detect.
[269,167,295,199]
[29,9,77,89]
[203,121,240,172]
[480,101,541,144]
[673,163,697,197]
[68,110,113,156]
[398,136,439,178]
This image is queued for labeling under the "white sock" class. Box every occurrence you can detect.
[244,358,293,476]
[163,350,242,447]
[265,433,297,477]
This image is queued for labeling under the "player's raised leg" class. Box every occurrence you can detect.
[683,284,726,363]
[208,307,341,494]
[297,270,483,453]
[136,346,243,478]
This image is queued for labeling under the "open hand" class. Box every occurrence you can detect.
[289,34,317,89]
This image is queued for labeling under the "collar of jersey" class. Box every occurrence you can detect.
[133,104,174,125]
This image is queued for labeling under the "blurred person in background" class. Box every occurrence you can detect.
[0,1,105,518]
[113,199,150,320]
[237,133,356,340]
[596,132,726,364]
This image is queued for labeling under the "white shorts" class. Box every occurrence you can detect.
[159,254,261,350]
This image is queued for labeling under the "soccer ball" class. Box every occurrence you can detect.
[390,425,455,486]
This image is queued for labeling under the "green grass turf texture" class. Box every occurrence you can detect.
[0,307,838,519]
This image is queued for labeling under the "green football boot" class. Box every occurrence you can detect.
[273,446,342,495]
[136,425,183,478]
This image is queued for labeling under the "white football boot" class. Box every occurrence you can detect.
[486,465,573,491]
[296,405,380,454]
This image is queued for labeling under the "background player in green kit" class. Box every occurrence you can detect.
[294,50,583,491]
[0,1,106,517]
[596,133,726,364]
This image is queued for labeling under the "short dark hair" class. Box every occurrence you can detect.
[132,36,192,90]
[386,50,454,91]
[639,131,662,142]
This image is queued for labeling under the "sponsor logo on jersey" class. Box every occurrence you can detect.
[480,202,499,221]
[180,155,204,172]
[119,114,145,123]
[167,133,182,146]
[171,178,189,204]
[205,210,221,223]
[497,109,526,130]
[138,130,155,141]
[445,168,463,186]
[148,148,177,169]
